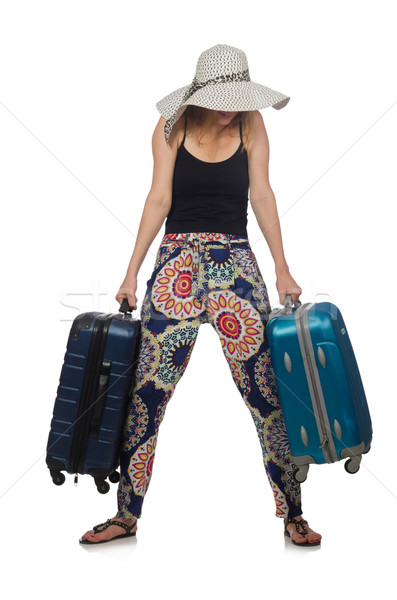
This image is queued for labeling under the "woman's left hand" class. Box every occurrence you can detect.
[276,267,302,305]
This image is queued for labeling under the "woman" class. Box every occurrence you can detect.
[80,44,322,547]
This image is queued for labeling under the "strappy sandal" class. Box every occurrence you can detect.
[284,517,321,546]
[79,518,137,545]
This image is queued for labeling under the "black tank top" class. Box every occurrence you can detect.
[164,118,249,236]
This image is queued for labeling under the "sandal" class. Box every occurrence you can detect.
[284,517,321,546]
[79,518,138,545]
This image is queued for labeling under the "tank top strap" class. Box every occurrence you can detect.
[182,115,187,144]
[239,119,242,143]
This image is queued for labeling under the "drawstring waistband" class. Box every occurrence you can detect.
[160,232,250,300]
[184,234,235,297]
[189,237,201,296]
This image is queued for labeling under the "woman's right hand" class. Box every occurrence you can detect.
[115,276,138,311]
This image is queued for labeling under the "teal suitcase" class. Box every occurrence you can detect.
[266,295,372,482]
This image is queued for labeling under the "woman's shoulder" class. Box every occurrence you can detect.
[244,110,272,170]
[152,115,184,154]
[158,114,186,150]
[251,110,265,131]
[247,110,268,151]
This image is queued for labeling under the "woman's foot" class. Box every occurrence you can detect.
[284,515,322,545]
[80,515,138,544]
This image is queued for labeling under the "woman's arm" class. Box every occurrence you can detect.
[115,116,178,309]
[247,111,302,303]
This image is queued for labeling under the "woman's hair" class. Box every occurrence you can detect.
[170,106,254,153]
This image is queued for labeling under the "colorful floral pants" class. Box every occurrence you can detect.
[116,232,302,521]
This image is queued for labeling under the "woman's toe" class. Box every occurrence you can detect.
[81,529,98,542]
[307,532,321,543]
[81,531,92,540]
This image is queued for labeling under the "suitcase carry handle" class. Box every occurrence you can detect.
[284,294,302,315]
[119,298,136,313]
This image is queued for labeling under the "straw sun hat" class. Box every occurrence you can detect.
[156,43,290,144]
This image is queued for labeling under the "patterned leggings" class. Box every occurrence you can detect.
[116,232,302,521]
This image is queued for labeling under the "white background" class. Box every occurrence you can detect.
[1,0,396,597]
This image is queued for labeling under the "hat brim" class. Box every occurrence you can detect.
[156,80,290,124]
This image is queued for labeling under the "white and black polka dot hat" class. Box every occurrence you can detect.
[156,44,290,144]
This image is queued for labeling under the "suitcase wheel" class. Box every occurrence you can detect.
[94,477,110,494]
[109,470,120,484]
[344,457,361,474]
[293,466,308,483]
[50,471,66,486]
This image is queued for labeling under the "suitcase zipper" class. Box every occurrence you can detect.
[304,343,331,460]
[69,313,113,476]
[295,304,338,463]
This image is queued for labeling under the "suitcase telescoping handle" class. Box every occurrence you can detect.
[284,294,302,315]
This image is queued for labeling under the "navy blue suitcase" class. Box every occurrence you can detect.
[266,295,372,483]
[46,299,141,493]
